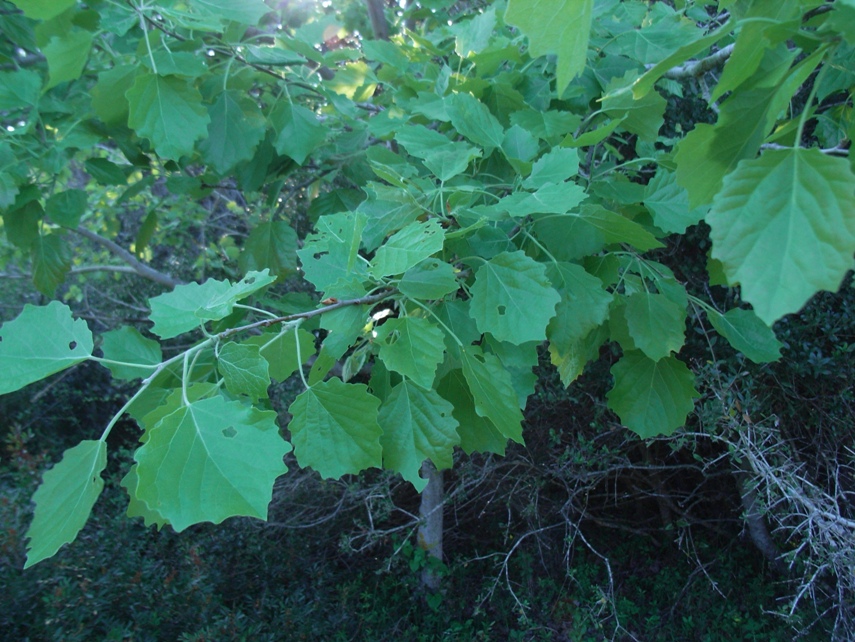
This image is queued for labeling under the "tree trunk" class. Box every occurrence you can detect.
[417,460,444,590]
[364,0,389,41]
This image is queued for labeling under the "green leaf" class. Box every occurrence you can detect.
[148,279,232,339]
[546,262,612,351]
[398,258,459,300]
[502,125,539,163]
[707,308,782,363]
[10,0,75,20]
[44,30,93,89]
[100,327,162,380]
[470,251,560,344]
[217,342,271,401]
[573,205,664,251]
[707,148,855,324]
[195,270,277,320]
[126,74,210,161]
[3,199,42,249]
[200,90,266,174]
[24,440,107,568]
[422,143,483,181]
[191,0,270,24]
[273,103,326,165]
[505,0,593,94]
[624,292,686,361]
[0,69,41,110]
[606,352,698,439]
[0,301,93,395]
[437,369,507,456]
[134,396,289,531]
[549,325,607,387]
[242,327,316,382]
[297,212,368,293]
[84,158,129,186]
[374,317,446,389]
[446,92,505,151]
[121,465,166,529]
[378,381,460,491]
[370,219,446,277]
[31,233,71,297]
[288,378,383,478]
[485,336,539,409]
[523,148,579,190]
[644,170,706,234]
[500,182,588,217]
[239,221,299,279]
[45,189,87,228]
[601,72,667,142]
[145,50,208,78]
[461,346,524,443]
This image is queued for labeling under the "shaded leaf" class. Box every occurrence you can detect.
[374,317,445,390]
[461,346,524,443]
[707,308,782,363]
[217,342,271,401]
[378,381,460,491]
[607,352,698,438]
[25,440,107,568]
[100,327,162,380]
[288,378,383,478]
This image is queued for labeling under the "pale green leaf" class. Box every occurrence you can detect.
[145,50,208,77]
[708,148,855,324]
[288,378,383,478]
[273,103,326,165]
[707,308,782,363]
[423,143,482,181]
[31,233,71,297]
[0,301,93,395]
[470,251,560,344]
[195,270,276,320]
[200,90,266,174]
[148,279,232,339]
[461,346,524,443]
[242,327,316,382]
[624,292,686,361]
[126,74,210,161]
[370,219,445,277]
[134,396,289,531]
[446,92,505,151]
[44,30,92,89]
[239,221,299,278]
[502,125,539,163]
[499,182,588,217]
[217,342,271,401]
[606,351,698,438]
[523,148,580,190]
[10,0,75,20]
[191,0,270,25]
[398,258,459,300]
[25,440,107,568]
[378,381,460,491]
[601,72,666,141]
[100,326,162,380]
[644,169,706,234]
[121,465,166,529]
[374,317,445,389]
[297,212,368,292]
[505,0,593,94]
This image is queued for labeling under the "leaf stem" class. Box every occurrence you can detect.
[406,298,463,348]
[293,323,310,390]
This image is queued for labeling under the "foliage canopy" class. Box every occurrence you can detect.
[0,0,852,568]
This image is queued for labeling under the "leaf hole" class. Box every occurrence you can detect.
[245,276,256,284]
[222,426,237,438]
[68,341,77,350]
[497,305,506,316]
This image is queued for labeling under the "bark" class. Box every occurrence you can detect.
[417,460,444,590]
[364,0,389,41]
[736,466,787,574]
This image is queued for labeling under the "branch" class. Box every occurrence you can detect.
[72,227,182,289]
[0,53,45,71]
[365,0,390,40]
[660,43,735,80]
[221,289,395,339]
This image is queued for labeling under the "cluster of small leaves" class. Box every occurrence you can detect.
[0,0,853,567]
